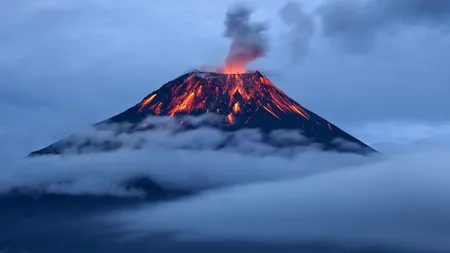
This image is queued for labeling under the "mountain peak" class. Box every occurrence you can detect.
[130,70,310,124]
[29,70,376,156]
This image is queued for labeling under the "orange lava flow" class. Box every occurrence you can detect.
[136,71,311,124]
[226,113,235,124]
[233,102,241,114]
[138,94,156,112]
[169,92,195,116]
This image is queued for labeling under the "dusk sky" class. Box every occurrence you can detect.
[2,1,450,252]
[1,0,450,158]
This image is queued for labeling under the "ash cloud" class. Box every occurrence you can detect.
[279,1,316,61]
[317,0,450,53]
[223,4,268,70]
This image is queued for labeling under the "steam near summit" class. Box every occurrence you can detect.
[27,3,375,157]
[221,4,268,74]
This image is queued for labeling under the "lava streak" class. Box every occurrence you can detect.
[136,71,310,124]
[138,94,156,112]
[219,4,267,74]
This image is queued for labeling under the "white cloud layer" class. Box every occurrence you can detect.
[0,122,374,196]
[106,145,450,252]
[2,118,449,252]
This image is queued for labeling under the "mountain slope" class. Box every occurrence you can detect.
[29,71,375,156]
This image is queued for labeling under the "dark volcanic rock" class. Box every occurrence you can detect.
[29,71,376,156]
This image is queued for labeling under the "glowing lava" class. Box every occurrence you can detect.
[138,94,156,112]
[218,45,263,74]
[28,71,376,157]
[136,71,310,124]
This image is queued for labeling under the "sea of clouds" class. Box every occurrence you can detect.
[0,115,375,196]
[1,115,450,252]
[107,147,450,251]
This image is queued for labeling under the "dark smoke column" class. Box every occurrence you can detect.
[220,4,268,74]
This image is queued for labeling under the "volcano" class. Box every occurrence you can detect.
[29,70,375,156]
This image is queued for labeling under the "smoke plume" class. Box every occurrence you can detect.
[279,1,316,62]
[222,4,268,73]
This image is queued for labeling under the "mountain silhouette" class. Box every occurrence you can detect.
[29,70,375,156]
